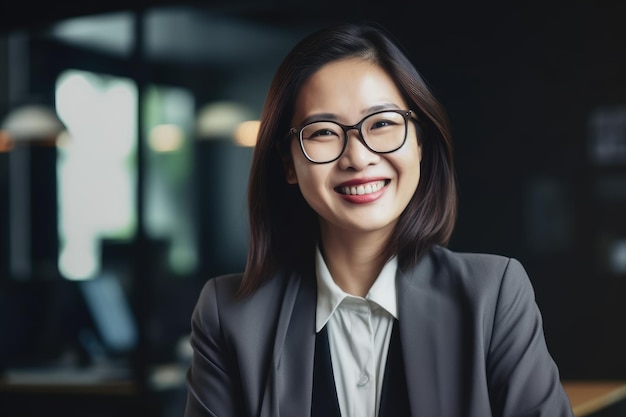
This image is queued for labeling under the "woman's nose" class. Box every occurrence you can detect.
[337,130,380,171]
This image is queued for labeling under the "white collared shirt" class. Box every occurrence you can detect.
[315,247,398,417]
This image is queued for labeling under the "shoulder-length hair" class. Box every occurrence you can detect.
[239,22,456,296]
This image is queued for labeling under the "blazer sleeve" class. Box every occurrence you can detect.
[184,278,244,417]
[486,258,574,417]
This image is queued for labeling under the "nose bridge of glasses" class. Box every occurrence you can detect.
[342,124,376,158]
[343,122,366,143]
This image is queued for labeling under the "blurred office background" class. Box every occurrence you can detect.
[0,0,625,416]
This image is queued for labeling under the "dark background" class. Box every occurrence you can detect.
[1,1,626,416]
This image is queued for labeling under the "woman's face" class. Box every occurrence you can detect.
[286,57,422,237]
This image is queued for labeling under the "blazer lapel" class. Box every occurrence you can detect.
[397,254,445,416]
[261,270,317,417]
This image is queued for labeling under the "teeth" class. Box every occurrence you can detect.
[341,180,385,195]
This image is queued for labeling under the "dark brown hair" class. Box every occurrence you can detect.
[239,22,456,296]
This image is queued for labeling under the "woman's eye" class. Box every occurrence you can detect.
[309,129,338,138]
[371,120,394,129]
[315,129,334,136]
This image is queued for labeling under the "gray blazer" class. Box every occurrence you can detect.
[184,246,574,416]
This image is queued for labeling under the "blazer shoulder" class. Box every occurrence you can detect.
[194,272,287,333]
[418,246,530,299]
[429,245,523,280]
[432,245,510,270]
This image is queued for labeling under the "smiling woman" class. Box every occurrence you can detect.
[184,22,575,417]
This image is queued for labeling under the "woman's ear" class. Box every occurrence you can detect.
[282,153,298,184]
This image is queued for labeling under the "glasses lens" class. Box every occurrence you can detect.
[362,111,407,152]
[300,122,344,163]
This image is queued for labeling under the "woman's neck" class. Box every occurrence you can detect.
[319,224,392,297]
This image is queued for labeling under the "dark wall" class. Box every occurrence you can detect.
[409,3,626,378]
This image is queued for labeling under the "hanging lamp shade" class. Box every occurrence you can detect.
[1,104,66,144]
[195,101,253,140]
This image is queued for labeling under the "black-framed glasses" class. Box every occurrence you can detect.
[289,109,415,164]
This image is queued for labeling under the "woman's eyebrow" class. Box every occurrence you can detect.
[363,103,401,114]
[297,103,402,126]
[298,113,338,126]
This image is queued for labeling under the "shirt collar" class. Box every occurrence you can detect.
[315,246,398,333]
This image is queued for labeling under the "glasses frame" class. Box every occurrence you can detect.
[289,109,416,164]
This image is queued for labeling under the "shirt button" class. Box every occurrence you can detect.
[357,372,369,387]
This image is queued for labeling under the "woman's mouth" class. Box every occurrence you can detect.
[336,180,388,195]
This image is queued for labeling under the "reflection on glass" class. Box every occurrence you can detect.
[609,239,626,275]
[144,85,197,275]
[589,107,626,165]
[55,69,137,280]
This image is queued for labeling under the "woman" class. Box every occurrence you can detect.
[184,22,573,417]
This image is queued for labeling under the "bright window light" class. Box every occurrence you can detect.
[55,69,137,280]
